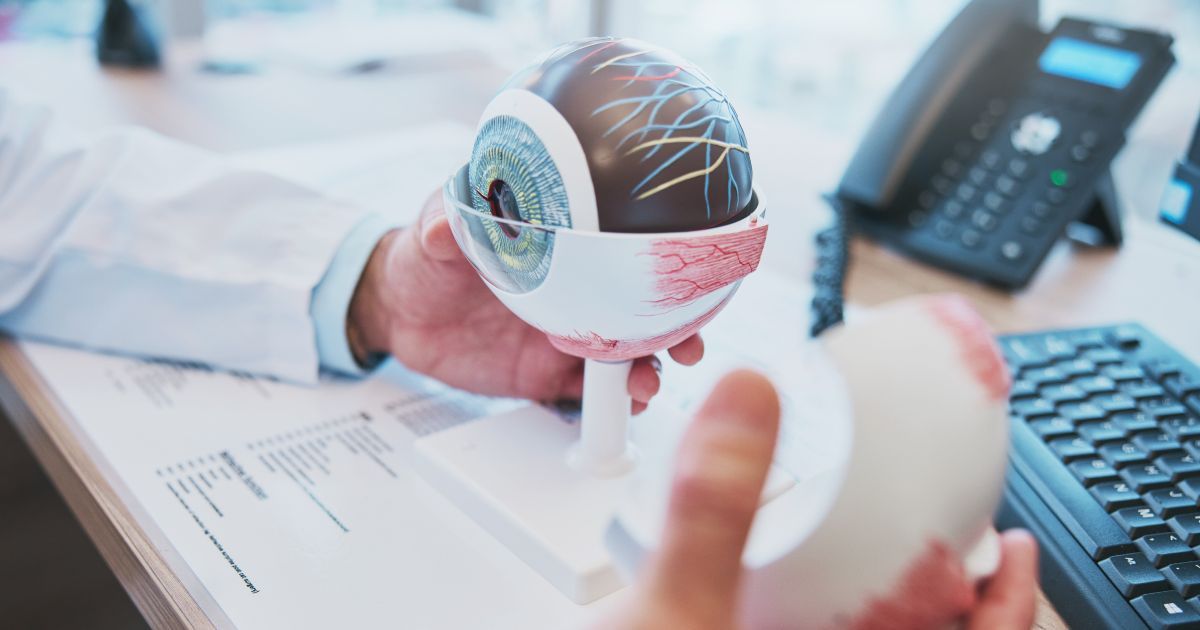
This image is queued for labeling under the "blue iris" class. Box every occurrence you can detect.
[468,115,572,292]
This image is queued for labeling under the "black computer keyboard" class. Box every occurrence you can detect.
[997,323,1200,629]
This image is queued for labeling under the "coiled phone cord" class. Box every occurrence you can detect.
[809,194,851,338]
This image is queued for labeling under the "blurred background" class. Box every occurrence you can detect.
[0,2,1196,627]
[1,0,1197,139]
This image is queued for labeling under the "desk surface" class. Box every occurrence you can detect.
[1,36,1198,630]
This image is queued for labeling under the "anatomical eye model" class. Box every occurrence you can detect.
[448,36,767,471]
[421,36,768,604]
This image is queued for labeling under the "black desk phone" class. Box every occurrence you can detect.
[836,0,1175,289]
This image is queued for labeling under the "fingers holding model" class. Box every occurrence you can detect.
[604,369,1040,630]
[345,190,700,410]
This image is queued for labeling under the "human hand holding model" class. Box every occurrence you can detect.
[602,370,1040,630]
[346,191,704,412]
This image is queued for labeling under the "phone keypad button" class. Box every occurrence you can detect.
[1008,158,1031,179]
[970,122,991,142]
[971,209,998,232]
[1047,188,1068,205]
[942,199,966,220]
[931,175,954,195]
[908,210,929,228]
[1080,130,1101,148]
[1031,201,1052,219]
[934,219,956,240]
[1000,241,1025,261]
[967,167,989,186]
[956,183,979,203]
[995,175,1020,197]
[980,149,1002,170]
[941,158,964,177]
[960,228,984,249]
[1021,216,1043,235]
[983,192,1008,213]
[918,190,939,209]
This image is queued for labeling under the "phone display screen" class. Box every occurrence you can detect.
[1038,36,1143,89]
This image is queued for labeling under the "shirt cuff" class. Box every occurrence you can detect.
[311,213,395,376]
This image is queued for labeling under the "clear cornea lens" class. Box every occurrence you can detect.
[445,167,561,295]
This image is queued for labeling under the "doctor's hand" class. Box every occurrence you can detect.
[603,370,1041,630]
[346,192,704,411]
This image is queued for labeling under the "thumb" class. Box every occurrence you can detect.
[417,190,461,262]
[644,369,781,624]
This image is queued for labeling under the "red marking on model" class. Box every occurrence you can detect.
[577,40,619,65]
[845,539,976,630]
[927,295,1011,401]
[546,294,733,361]
[643,224,768,310]
[612,66,682,82]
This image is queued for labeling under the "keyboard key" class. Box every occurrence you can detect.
[1135,432,1184,456]
[1101,553,1171,597]
[1124,380,1169,400]
[1050,436,1096,461]
[1025,366,1069,385]
[1094,393,1139,413]
[1138,534,1196,567]
[1132,590,1200,628]
[1165,416,1200,440]
[1184,440,1200,461]
[1114,506,1168,538]
[1011,398,1056,418]
[1013,420,1135,559]
[1114,412,1162,434]
[1100,442,1151,468]
[1070,458,1120,486]
[1004,339,1054,368]
[1060,402,1107,423]
[1145,400,1192,420]
[1145,359,1185,381]
[1076,374,1118,394]
[1192,395,1200,419]
[1078,420,1128,444]
[1092,481,1146,511]
[1169,514,1200,545]
[1164,561,1200,597]
[1178,479,1200,501]
[1031,416,1076,439]
[1010,379,1037,398]
[1106,364,1148,382]
[1146,488,1198,519]
[1121,464,1174,493]
[1086,348,1126,365]
[1109,326,1143,350]
[1042,383,1088,404]
[1058,358,1097,377]
[1157,453,1200,481]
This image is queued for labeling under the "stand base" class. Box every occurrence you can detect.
[415,404,799,604]
[413,405,632,604]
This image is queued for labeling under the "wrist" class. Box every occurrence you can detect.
[347,228,401,364]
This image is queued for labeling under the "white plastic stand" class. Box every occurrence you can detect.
[570,359,636,476]
[412,359,640,604]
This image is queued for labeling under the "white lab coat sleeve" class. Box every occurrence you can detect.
[0,89,374,384]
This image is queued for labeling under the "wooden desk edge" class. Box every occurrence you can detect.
[0,337,213,630]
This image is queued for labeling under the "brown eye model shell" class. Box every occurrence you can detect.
[502,37,754,233]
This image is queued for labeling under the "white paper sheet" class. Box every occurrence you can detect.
[19,127,842,629]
